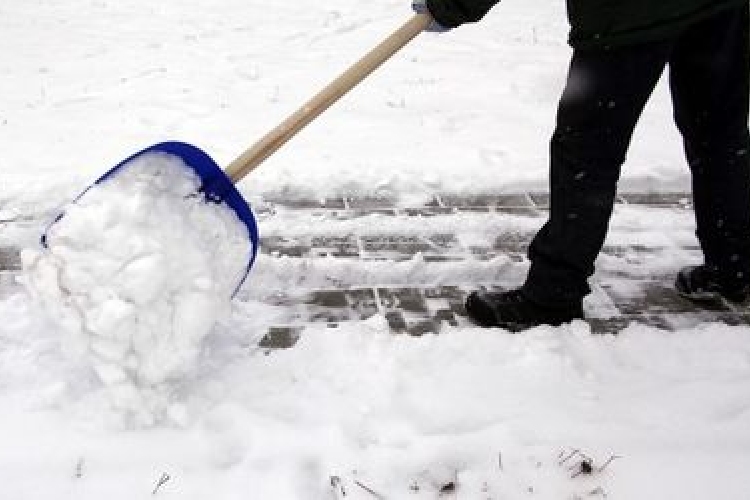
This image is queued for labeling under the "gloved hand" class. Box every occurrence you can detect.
[411,0,451,32]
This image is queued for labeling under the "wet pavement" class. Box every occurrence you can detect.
[250,191,746,347]
[2,190,748,349]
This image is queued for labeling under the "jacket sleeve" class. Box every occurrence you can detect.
[425,0,501,28]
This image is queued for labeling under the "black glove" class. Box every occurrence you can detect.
[411,0,451,32]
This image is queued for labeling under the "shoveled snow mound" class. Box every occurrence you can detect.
[22,152,251,422]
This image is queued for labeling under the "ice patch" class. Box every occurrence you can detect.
[22,152,251,423]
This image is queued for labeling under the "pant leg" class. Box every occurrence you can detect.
[669,5,750,287]
[523,42,671,306]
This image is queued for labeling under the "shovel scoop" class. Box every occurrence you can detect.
[41,140,262,295]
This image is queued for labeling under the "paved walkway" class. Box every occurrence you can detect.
[2,191,748,348]
[247,191,750,347]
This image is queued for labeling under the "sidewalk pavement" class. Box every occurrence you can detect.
[2,191,748,349]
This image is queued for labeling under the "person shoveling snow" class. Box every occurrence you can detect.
[412,0,750,330]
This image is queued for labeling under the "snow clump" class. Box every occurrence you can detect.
[22,152,251,422]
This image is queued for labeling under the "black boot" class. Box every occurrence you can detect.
[465,288,584,331]
[675,265,749,304]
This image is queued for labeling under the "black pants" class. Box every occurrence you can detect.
[522,5,750,307]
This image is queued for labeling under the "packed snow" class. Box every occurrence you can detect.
[1,0,749,499]
[22,152,250,423]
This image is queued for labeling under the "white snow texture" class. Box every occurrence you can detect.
[0,0,749,499]
[23,152,250,421]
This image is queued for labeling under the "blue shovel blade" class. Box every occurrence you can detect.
[43,141,260,295]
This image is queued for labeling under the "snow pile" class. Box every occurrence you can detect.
[22,152,251,421]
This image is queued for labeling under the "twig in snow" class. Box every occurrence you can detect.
[565,451,621,479]
[588,486,608,498]
[439,481,457,496]
[74,458,85,479]
[558,448,582,466]
[570,458,594,478]
[354,479,386,499]
[597,455,622,473]
[438,469,459,497]
[152,473,171,495]
[330,476,346,497]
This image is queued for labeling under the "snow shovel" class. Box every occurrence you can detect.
[43,12,432,290]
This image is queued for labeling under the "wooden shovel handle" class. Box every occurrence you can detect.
[224,12,433,183]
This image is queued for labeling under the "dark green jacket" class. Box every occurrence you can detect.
[425,0,748,48]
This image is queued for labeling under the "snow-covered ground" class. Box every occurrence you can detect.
[1,0,750,498]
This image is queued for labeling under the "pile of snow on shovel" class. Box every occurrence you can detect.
[23,152,251,422]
